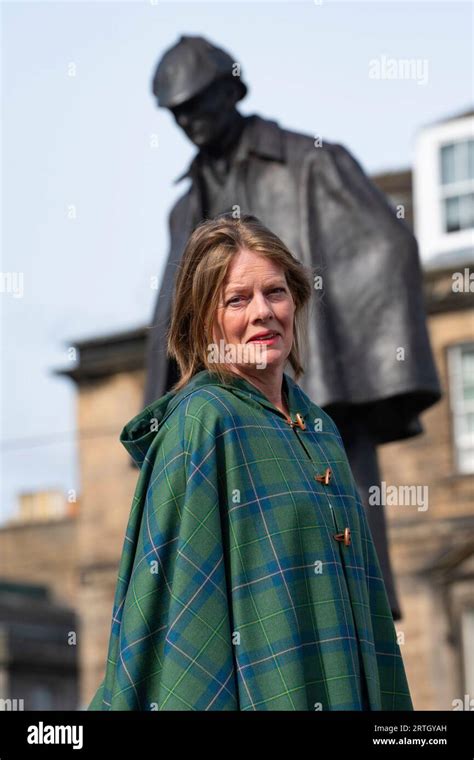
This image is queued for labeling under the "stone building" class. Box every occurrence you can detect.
[0,580,78,711]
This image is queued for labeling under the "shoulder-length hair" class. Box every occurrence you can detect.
[165,213,314,392]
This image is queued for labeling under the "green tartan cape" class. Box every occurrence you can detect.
[88,369,413,711]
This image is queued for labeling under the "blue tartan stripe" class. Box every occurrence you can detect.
[88,370,413,711]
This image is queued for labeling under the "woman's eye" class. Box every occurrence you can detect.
[226,288,286,306]
[266,288,287,298]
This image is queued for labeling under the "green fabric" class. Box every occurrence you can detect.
[88,369,413,711]
[88,681,104,710]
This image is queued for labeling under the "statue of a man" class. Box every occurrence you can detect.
[144,35,441,620]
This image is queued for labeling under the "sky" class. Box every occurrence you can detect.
[1,0,473,523]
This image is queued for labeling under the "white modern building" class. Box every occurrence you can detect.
[414,108,474,269]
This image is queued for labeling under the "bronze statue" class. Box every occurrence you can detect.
[144,35,442,620]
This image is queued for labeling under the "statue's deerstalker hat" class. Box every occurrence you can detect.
[152,35,248,109]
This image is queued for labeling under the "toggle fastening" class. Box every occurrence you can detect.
[314,467,332,485]
[333,527,351,546]
[294,413,306,430]
[288,413,306,430]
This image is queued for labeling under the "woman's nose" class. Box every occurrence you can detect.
[250,293,274,320]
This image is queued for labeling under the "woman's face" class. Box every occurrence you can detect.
[211,248,295,376]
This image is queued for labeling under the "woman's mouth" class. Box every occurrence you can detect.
[247,331,280,345]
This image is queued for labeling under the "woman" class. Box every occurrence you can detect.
[88,213,413,711]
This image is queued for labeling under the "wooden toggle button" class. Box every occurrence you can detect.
[288,413,306,430]
[333,527,351,546]
[314,467,332,485]
[295,413,306,430]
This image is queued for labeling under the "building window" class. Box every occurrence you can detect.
[440,140,474,233]
[448,343,474,474]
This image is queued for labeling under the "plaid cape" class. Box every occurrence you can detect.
[88,369,413,711]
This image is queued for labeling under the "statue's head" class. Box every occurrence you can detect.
[151,35,248,148]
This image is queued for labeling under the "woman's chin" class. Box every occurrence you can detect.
[235,352,285,373]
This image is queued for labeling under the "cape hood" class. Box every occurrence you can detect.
[120,369,307,468]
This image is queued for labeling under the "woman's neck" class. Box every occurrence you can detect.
[230,367,290,418]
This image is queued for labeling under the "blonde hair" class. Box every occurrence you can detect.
[166,213,313,392]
